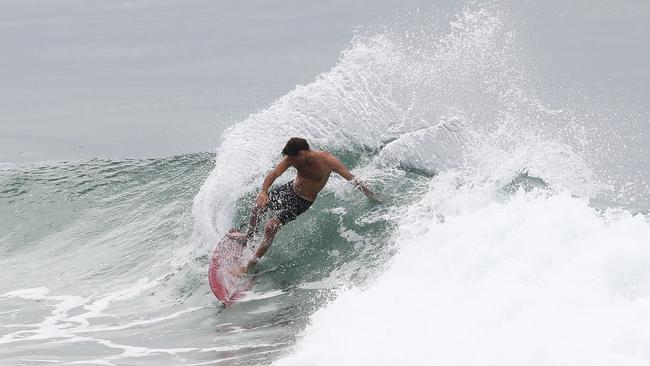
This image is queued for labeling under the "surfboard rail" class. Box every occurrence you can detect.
[208,233,255,305]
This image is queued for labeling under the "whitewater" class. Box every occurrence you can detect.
[2,5,649,366]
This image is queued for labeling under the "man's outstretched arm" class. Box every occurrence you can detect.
[327,154,380,201]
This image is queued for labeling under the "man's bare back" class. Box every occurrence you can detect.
[286,150,352,201]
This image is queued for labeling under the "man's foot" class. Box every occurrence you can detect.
[232,265,247,278]
[226,231,250,244]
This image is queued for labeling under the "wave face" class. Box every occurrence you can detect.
[193,5,649,365]
[2,4,649,366]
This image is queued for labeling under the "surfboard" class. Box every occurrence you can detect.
[208,231,255,306]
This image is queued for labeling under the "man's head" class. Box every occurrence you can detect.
[282,137,310,156]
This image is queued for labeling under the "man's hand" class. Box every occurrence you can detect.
[255,191,269,208]
[350,177,382,203]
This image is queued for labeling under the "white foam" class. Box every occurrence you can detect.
[236,289,285,303]
[0,274,199,349]
[375,118,470,174]
[276,185,650,365]
[2,286,50,299]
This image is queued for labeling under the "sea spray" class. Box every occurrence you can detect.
[271,5,649,365]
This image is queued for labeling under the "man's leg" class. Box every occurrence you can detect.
[254,217,282,259]
[243,217,282,273]
[229,203,267,243]
[245,204,266,237]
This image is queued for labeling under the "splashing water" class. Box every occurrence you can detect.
[1,4,648,366]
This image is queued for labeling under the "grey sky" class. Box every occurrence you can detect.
[1,0,648,163]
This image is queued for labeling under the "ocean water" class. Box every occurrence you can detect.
[2,4,650,366]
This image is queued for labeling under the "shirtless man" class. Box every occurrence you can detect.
[229,137,378,275]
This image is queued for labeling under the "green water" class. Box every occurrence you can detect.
[0,150,426,365]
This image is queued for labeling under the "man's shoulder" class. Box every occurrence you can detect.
[312,150,332,157]
[313,150,336,162]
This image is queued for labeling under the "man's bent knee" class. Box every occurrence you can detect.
[265,218,282,235]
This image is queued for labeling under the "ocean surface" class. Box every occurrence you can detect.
[2,3,650,366]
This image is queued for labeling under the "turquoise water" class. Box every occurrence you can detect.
[0,150,423,364]
[2,4,650,365]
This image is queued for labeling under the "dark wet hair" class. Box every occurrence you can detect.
[282,137,310,156]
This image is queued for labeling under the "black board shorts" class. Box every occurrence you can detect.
[267,181,313,225]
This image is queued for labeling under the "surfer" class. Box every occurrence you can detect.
[229,137,379,275]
